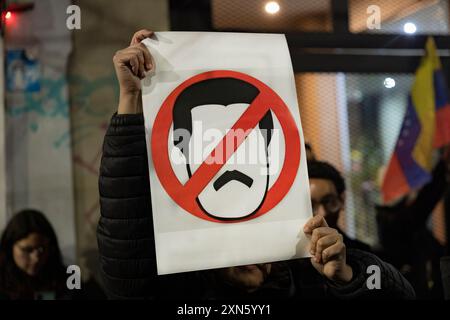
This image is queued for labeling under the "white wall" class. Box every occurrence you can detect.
[4,0,76,264]
[70,0,170,281]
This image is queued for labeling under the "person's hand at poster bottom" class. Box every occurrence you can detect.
[303,215,353,284]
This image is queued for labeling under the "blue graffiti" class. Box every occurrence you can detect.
[7,77,69,118]
[6,73,119,149]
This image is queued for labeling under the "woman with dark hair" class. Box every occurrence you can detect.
[0,209,68,300]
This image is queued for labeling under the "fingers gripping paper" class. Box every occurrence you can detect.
[142,32,312,275]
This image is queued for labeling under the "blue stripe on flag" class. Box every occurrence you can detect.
[395,96,432,188]
[433,70,448,110]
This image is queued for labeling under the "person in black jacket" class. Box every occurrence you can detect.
[97,29,415,300]
[376,153,450,299]
[308,160,372,252]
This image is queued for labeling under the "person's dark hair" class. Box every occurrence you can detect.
[0,209,66,299]
[172,77,273,158]
[307,160,346,196]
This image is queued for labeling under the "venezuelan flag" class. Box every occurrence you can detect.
[382,37,450,203]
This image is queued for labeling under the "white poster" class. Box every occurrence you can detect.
[142,32,312,275]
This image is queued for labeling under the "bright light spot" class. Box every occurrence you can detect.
[384,77,396,89]
[265,1,280,14]
[5,11,12,20]
[351,90,362,102]
[403,22,417,34]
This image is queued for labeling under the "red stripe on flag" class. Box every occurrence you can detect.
[434,104,450,148]
[382,153,411,203]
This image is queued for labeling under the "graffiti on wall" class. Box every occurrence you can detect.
[7,74,118,148]
[7,73,119,228]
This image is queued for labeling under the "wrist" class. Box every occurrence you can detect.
[118,91,142,114]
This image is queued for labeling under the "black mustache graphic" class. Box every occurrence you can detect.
[213,170,254,191]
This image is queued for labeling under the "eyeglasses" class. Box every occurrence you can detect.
[311,195,342,214]
[16,245,48,257]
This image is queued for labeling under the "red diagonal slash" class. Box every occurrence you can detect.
[151,70,301,223]
[182,92,271,201]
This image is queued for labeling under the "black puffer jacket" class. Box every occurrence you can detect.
[97,113,416,300]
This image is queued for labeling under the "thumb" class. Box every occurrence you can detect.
[303,214,328,234]
[310,257,324,274]
[130,29,154,46]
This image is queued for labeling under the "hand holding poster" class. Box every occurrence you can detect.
[142,32,312,275]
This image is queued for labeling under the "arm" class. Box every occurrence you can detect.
[409,159,447,227]
[303,215,415,299]
[97,30,156,299]
[97,113,158,299]
[327,249,416,299]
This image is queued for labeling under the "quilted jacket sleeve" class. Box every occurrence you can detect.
[328,249,416,299]
[97,113,157,299]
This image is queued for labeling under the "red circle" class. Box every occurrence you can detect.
[151,70,301,223]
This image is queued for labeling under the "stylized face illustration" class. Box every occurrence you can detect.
[172,78,273,221]
[188,104,271,220]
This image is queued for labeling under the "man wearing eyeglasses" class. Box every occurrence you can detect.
[308,160,372,252]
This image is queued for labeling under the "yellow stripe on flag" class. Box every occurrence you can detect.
[411,38,438,171]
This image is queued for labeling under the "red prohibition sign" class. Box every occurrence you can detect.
[151,70,301,223]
